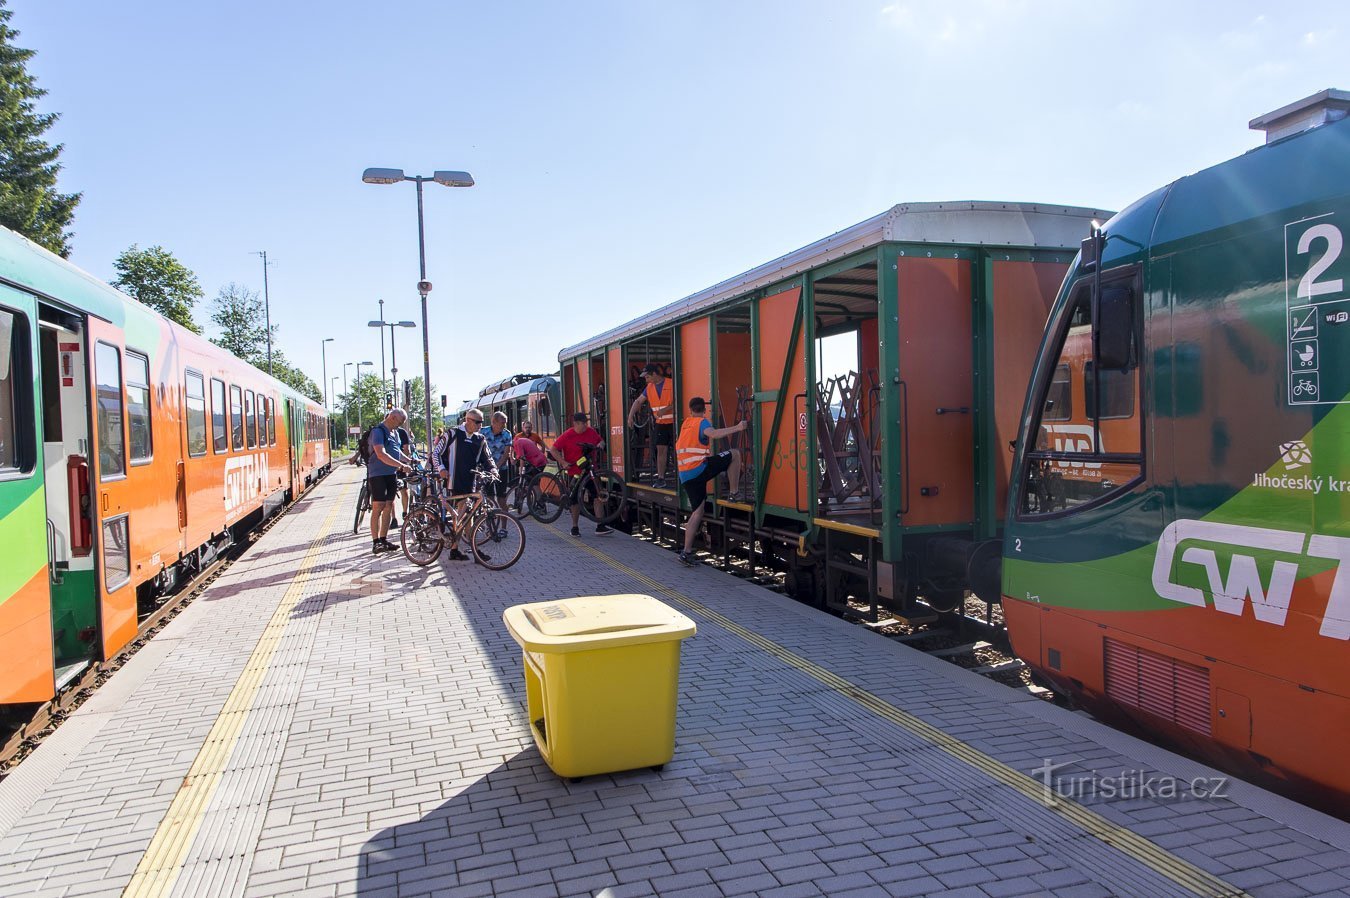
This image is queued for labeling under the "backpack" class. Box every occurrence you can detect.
[358,423,388,463]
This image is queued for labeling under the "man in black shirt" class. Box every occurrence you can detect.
[436,408,499,560]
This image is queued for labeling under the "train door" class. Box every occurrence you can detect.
[84,317,137,659]
[0,288,54,703]
[37,304,98,687]
[285,398,300,494]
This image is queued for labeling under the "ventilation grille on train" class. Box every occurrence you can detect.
[1103,639,1211,736]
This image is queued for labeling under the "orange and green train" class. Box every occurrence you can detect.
[1004,89,1350,813]
[0,227,329,706]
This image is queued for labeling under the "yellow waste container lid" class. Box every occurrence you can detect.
[503,594,696,654]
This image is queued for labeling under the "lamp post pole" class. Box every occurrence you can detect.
[356,361,374,431]
[342,362,352,445]
[414,177,433,450]
[377,299,386,389]
[361,167,474,449]
[321,338,334,412]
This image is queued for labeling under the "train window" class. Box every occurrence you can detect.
[210,378,227,453]
[266,397,276,445]
[185,371,207,457]
[244,390,256,449]
[1043,365,1072,422]
[95,342,126,480]
[1017,276,1144,518]
[0,307,34,475]
[102,515,130,591]
[126,350,152,463]
[230,385,244,450]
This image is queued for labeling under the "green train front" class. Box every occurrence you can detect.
[1003,90,1350,813]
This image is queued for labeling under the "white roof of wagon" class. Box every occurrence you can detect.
[558,200,1110,361]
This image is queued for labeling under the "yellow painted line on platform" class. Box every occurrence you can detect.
[122,482,347,898]
[553,527,1250,898]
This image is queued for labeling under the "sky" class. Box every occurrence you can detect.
[13,0,1349,412]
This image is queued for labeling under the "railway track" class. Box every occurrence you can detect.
[0,472,328,777]
[631,525,1058,701]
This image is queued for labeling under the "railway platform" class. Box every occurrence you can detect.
[1,464,1348,898]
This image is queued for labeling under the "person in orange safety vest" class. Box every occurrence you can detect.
[675,396,748,567]
[627,362,676,487]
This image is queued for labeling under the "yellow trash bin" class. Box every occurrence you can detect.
[502,593,696,778]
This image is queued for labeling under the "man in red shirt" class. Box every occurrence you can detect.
[549,412,612,537]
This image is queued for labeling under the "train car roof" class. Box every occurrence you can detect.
[559,200,1110,361]
[477,376,557,407]
[0,226,324,409]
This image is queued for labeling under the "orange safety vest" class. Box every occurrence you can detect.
[676,417,710,474]
[645,379,675,424]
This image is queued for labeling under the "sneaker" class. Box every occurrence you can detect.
[448,548,469,561]
[473,550,491,563]
[651,477,667,489]
[677,551,698,567]
[570,526,580,537]
[374,540,397,554]
[595,524,613,536]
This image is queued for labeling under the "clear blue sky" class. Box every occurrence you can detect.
[14,1,1348,410]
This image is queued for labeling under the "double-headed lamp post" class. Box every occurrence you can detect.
[355,360,374,430]
[367,318,416,402]
[361,167,475,446]
[342,362,353,444]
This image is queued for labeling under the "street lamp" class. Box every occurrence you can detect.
[342,362,353,446]
[362,166,475,445]
[330,377,340,446]
[355,360,374,431]
[367,316,416,400]
[320,338,334,410]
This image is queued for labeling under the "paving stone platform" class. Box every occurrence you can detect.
[1,463,1348,898]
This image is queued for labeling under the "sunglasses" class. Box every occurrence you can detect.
[467,417,483,424]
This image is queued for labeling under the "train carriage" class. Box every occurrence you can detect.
[0,227,328,705]
[454,374,562,444]
[1003,90,1350,812]
[559,201,1107,619]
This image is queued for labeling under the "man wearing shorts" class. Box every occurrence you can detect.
[627,362,675,488]
[368,408,412,554]
[675,396,747,566]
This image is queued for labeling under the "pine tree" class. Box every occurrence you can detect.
[0,0,80,256]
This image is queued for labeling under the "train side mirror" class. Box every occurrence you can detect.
[1096,286,1134,371]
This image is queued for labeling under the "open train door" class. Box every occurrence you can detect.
[84,317,138,659]
[285,398,299,495]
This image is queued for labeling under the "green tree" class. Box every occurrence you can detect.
[0,1,80,256]
[111,244,203,333]
[209,282,273,362]
[336,372,385,438]
[400,376,440,445]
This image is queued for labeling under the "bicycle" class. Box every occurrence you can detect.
[352,478,371,534]
[528,444,627,525]
[400,467,526,570]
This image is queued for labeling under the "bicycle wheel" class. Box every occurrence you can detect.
[352,481,370,534]
[400,506,445,566]
[471,510,526,570]
[529,472,566,524]
[501,479,532,520]
[579,468,628,524]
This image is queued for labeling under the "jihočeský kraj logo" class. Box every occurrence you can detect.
[1279,440,1312,470]
[1030,759,1229,807]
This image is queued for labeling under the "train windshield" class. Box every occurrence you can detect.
[1016,273,1143,516]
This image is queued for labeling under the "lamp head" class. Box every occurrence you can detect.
[362,167,405,185]
[396,320,416,328]
[432,170,474,188]
[417,280,432,296]
[367,320,384,327]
